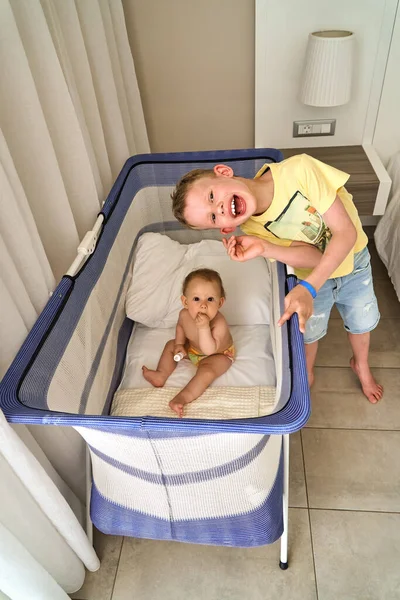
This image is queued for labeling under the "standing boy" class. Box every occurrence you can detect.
[171,154,382,403]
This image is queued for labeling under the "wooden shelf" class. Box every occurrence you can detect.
[279,145,380,215]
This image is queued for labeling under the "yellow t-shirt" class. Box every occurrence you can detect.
[241,154,368,279]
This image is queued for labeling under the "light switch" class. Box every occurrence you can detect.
[320,123,331,134]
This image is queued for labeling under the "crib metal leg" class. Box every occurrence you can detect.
[279,433,289,570]
[86,445,93,544]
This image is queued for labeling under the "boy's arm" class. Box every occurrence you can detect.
[302,196,357,290]
[265,240,322,268]
[278,196,357,331]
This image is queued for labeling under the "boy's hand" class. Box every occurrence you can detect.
[223,235,269,261]
[195,313,210,329]
[277,286,313,333]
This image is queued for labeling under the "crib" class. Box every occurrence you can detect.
[0,148,310,569]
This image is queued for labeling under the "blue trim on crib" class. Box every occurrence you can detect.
[88,434,270,486]
[90,442,284,547]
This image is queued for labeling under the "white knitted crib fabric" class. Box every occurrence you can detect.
[77,423,284,546]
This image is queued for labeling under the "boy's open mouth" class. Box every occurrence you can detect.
[230,195,246,218]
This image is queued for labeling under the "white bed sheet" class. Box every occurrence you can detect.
[119,324,276,391]
[375,152,400,301]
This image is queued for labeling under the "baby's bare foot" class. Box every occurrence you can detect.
[350,357,383,404]
[169,395,188,418]
[142,366,166,388]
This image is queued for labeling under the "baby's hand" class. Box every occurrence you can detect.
[195,312,210,329]
[173,344,186,357]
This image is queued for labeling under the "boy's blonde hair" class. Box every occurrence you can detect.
[182,268,226,298]
[171,168,215,227]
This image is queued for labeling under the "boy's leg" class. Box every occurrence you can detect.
[336,247,382,403]
[142,339,176,387]
[348,332,383,403]
[304,341,319,387]
[303,279,335,387]
[169,354,232,417]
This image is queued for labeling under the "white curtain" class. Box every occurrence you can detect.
[0,0,149,596]
[0,412,99,599]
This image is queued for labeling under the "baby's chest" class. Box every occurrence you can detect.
[184,321,200,343]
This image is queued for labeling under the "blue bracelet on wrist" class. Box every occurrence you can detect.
[298,280,317,299]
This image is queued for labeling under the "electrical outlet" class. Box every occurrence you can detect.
[293,119,336,138]
[299,124,313,135]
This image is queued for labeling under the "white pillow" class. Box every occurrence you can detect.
[125,233,271,327]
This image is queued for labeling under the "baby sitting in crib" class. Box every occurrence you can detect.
[142,268,235,417]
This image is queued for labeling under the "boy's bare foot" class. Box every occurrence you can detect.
[169,394,189,418]
[142,366,166,388]
[349,357,383,403]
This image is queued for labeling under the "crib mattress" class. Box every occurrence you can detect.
[113,324,277,418]
[119,324,276,390]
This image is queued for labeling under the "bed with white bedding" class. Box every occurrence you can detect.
[375,152,400,300]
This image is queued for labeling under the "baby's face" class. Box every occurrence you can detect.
[184,170,257,233]
[182,278,224,321]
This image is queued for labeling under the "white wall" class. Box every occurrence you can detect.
[256,0,389,148]
[373,8,400,166]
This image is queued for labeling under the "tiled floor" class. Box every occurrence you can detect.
[70,242,400,600]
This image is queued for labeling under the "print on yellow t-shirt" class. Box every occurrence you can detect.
[265,190,333,252]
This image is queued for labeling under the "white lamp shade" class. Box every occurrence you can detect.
[300,30,355,107]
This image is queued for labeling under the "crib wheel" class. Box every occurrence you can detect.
[279,560,288,570]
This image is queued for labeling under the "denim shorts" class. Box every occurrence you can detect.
[303,246,380,344]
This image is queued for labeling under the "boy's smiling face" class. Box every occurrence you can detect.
[184,164,257,233]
